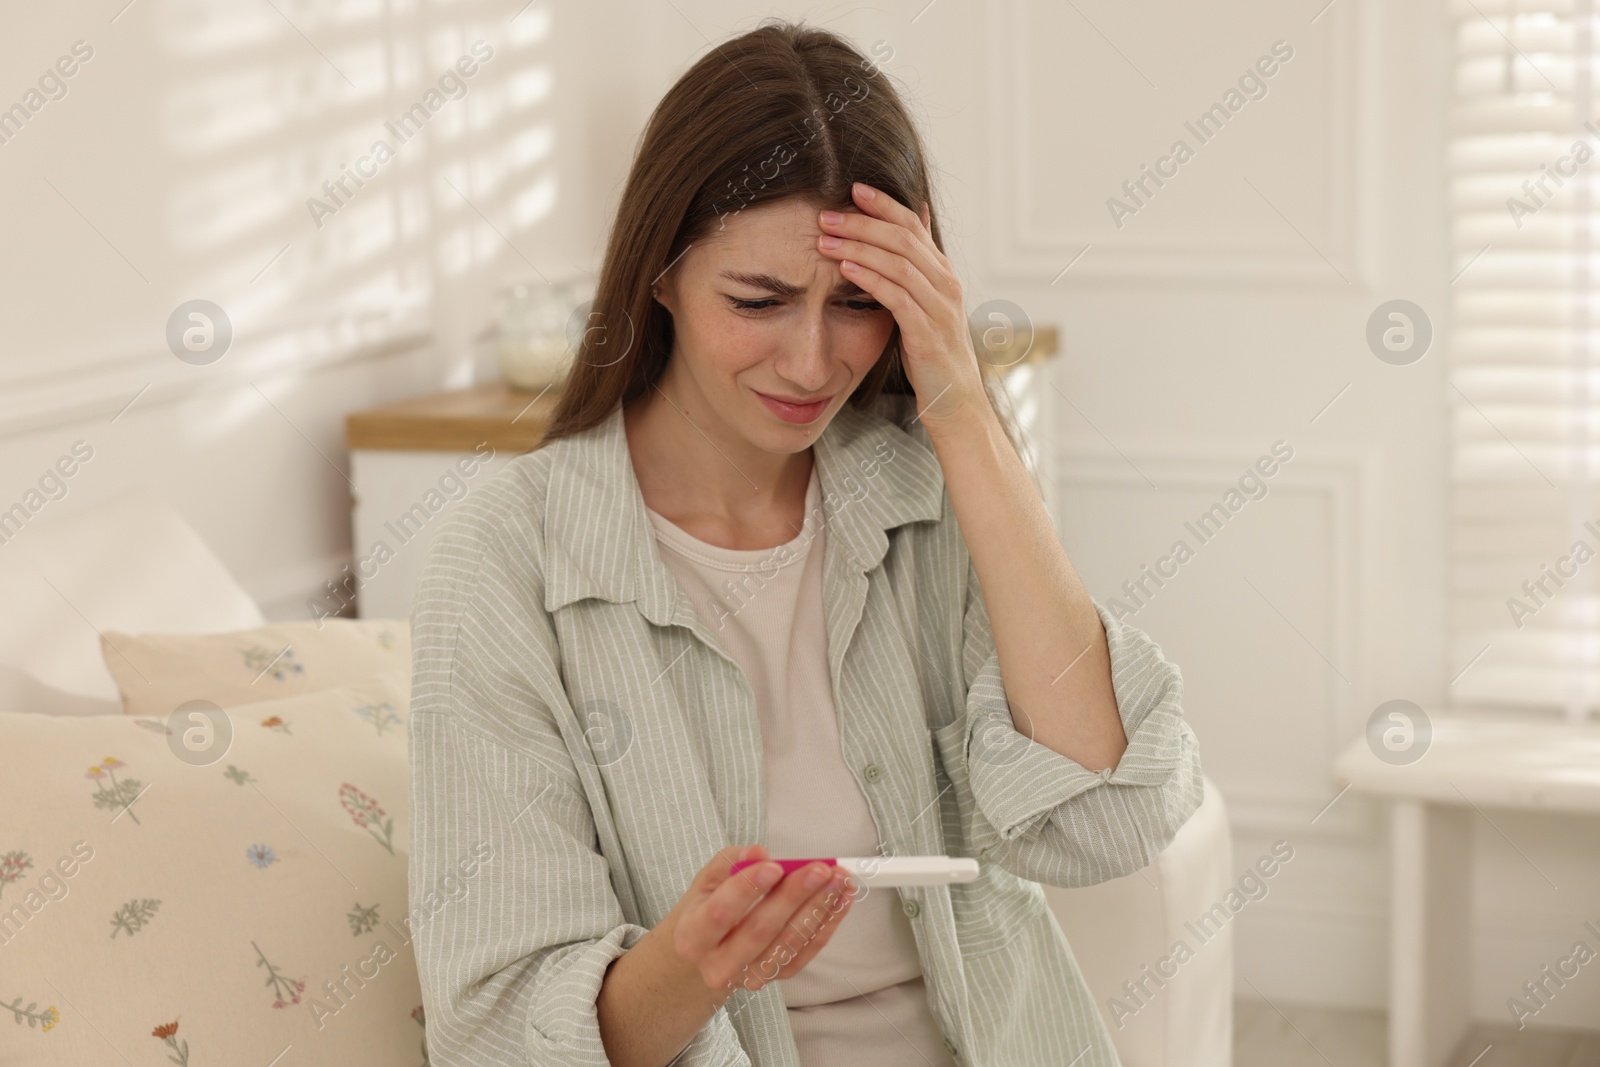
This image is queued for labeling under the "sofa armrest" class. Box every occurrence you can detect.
[1041,774,1234,1067]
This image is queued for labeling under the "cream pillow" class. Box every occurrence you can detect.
[0,677,431,1066]
[99,619,409,717]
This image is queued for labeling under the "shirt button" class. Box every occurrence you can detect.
[1099,766,1113,782]
[863,763,883,784]
[902,898,920,918]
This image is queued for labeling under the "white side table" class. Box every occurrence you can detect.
[1334,717,1600,1067]
[344,383,555,619]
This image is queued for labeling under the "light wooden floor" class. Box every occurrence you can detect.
[1234,1000,1600,1066]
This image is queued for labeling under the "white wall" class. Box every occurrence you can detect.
[0,0,582,617]
[3,0,1593,1029]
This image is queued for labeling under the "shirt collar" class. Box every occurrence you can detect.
[541,397,946,623]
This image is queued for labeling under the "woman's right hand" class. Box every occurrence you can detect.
[666,844,855,1005]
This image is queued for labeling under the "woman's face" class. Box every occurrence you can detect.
[653,196,896,454]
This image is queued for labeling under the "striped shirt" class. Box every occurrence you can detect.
[407,395,1205,1067]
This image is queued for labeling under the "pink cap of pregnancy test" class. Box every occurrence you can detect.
[728,857,836,879]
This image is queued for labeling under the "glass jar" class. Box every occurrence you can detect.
[497,281,581,392]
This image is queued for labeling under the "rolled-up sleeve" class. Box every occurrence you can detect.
[944,558,1204,888]
[408,505,749,1066]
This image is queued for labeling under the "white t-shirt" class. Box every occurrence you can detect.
[644,461,956,1067]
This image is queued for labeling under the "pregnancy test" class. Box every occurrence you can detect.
[728,856,979,887]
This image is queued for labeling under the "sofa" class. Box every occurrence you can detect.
[0,494,1232,1065]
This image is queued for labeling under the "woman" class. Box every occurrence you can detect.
[408,20,1203,1067]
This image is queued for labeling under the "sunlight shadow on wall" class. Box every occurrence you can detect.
[154,0,554,440]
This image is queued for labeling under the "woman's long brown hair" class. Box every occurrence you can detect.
[539,19,1028,459]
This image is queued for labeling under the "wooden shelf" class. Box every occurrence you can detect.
[345,326,1059,453]
[345,382,558,453]
[978,323,1059,372]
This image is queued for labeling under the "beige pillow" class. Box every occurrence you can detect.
[0,677,429,1066]
[100,619,409,717]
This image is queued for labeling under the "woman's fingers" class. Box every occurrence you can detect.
[704,862,845,992]
[821,183,986,424]
[839,183,954,282]
[675,851,774,934]
[817,232,947,315]
[694,844,762,898]
[673,846,776,964]
[833,258,934,342]
[816,184,962,336]
[850,180,932,242]
[670,851,858,997]
[734,869,855,991]
[819,215,951,299]
[768,872,856,981]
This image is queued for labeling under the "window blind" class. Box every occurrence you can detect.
[1450,0,1600,716]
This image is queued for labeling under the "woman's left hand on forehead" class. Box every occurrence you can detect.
[815,182,989,435]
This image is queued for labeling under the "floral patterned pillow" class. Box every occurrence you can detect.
[0,677,430,1066]
[99,619,409,717]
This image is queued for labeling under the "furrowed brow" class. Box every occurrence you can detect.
[720,271,803,298]
[718,271,872,301]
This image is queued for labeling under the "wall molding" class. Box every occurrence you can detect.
[984,0,1370,286]
[1051,439,1378,844]
[0,330,432,443]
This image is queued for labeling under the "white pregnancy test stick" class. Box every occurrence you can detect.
[835,856,979,887]
[727,855,980,887]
